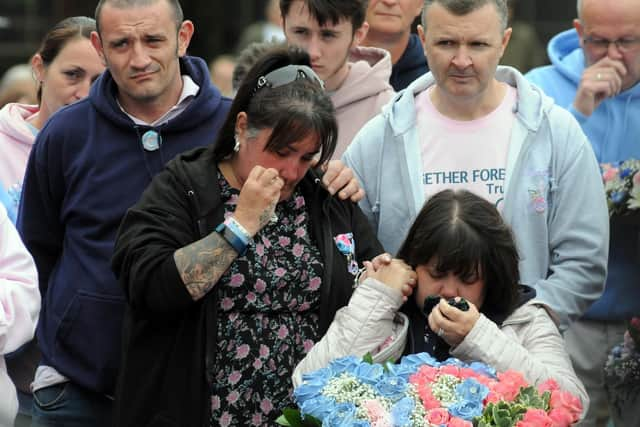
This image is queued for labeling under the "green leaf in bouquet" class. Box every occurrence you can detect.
[275,408,321,427]
[362,352,374,364]
[477,402,518,427]
[514,386,548,410]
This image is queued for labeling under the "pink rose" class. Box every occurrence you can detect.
[235,344,250,359]
[219,411,232,427]
[362,399,389,422]
[495,370,529,401]
[229,273,244,287]
[260,398,273,414]
[550,390,582,421]
[221,297,234,311]
[440,365,460,377]
[228,370,242,385]
[259,344,270,358]
[255,279,266,293]
[303,339,315,353]
[538,379,560,394]
[246,292,257,303]
[308,277,321,291]
[449,417,473,427]
[292,243,304,257]
[279,236,291,247]
[253,358,263,370]
[548,408,575,427]
[226,390,240,404]
[251,413,263,425]
[211,395,220,411]
[277,325,289,339]
[516,409,552,427]
[426,408,450,425]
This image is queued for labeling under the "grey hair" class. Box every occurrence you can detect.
[95,0,184,34]
[422,0,509,31]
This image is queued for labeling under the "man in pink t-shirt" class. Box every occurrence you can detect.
[344,0,608,332]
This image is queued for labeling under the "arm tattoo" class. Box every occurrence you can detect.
[258,202,276,229]
[173,231,238,301]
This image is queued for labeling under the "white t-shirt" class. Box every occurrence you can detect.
[416,85,517,209]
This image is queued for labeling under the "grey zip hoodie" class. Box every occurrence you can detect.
[343,66,609,328]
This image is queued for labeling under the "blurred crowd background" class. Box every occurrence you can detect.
[0,0,579,99]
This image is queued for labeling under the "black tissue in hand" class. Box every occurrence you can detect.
[421,295,470,316]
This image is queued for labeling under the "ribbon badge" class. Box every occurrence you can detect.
[334,232,359,275]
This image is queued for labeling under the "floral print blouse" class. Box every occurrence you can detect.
[209,171,324,426]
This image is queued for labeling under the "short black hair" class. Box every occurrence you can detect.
[397,189,520,317]
[95,0,184,34]
[422,0,509,31]
[280,0,368,32]
[212,45,337,166]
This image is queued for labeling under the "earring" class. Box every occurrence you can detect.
[233,135,240,153]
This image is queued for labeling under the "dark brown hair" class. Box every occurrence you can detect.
[280,0,368,33]
[397,189,520,317]
[35,16,96,103]
[213,45,337,166]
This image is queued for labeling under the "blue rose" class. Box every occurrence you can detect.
[300,395,335,420]
[468,361,497,378]
[329,356,361,375]
[375,376,408,402]
[390,397,415,426]
[294,381,324,405]
[448,399,484,420]
[301,366,334,384]
[455,378,489,403]
[441,357,465,367]
[385,363,416,380]
[322,402,358,427]
[399,352,439,372]
[353,362,385,384]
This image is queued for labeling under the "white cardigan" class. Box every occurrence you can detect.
[0,204,40,426]
[293,278,589,414]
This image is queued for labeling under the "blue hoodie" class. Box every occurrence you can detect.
[17,56,231,394]
[389,34,429,92]
[526,29,640,321]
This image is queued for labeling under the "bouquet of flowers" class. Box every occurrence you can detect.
[604,316,640,425]
[277,353,582,427]
[600,159,640,216]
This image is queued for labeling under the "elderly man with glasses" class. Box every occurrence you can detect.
[526,0,640,426]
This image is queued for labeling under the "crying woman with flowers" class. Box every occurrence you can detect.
[292,190,589,422]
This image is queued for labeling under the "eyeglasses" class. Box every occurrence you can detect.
[583,36,640,53]
[254,65,324,94]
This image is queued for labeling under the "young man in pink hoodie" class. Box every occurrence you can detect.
[280,0,395,158]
